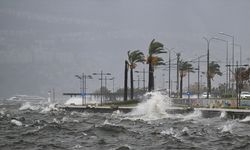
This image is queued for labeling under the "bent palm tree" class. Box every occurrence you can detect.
[208,61,222,95]
[146,39,166,91]
[179,60,194,98]
[127,50,145,100]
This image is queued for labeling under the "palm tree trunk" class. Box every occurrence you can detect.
[180,75,183,98]
[148,63,154,91]
[130,68,134,100]
[124,61,128,101]
[208,78,211,95]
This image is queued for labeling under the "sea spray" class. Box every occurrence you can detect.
[220,111,227,119]
[19,102,40,111]
[220,120,237,133]
[127,91,172,120]
[240,116,250,122]
[180,110,202,121]
[65,97,83,105]
[65,96,99,105]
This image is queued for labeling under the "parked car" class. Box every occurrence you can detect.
[240,91,250,99]
[201,92,211,98]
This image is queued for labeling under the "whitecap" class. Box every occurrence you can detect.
[220,111,227,119]
[160,127,175,136]
[53,118,61,124]
[19,102,40,111]
[220,120,237,133]
[240,116,250,122]
[72,144,82,149]
[40,103,59,113]
[181,110,202,121]
[11,119,23,126]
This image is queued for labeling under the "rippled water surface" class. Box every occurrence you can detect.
[1,94,250,150]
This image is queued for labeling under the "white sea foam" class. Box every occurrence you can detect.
[19,102,40,111]
[160,127,175,136]
[53,118,61,124]
[181,110,202,121]
[220,111,227,119]
[72,144,82,149]
[11,119,23,126]
[240,116,250,122]
[220,121,237,133]
[40,103,58,113]
[127,91,172,120]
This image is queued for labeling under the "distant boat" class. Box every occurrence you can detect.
[7,95,46,102]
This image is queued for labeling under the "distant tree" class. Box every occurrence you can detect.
[146,39,166,91]
[127,50,145,100]
[208,61,222,95]
[179,60,194,98]
[235,67,250,92]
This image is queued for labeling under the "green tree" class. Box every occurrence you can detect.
[146,39,166,91]
[127,50,145,100]
[208,61,222,95]
[179,60,193,98]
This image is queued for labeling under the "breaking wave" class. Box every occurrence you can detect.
[127,91,172,120]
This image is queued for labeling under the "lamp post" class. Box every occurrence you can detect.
[213,37,229,94]
[93,71,111,105]
[84,75,92,105]
[219,32,235,91]
[75,73,84,105]
[108,77,115,93]
[203,37,214,99]
[234,43,242,66]
[135,68,147,92]
[193,54,207,99]
[75,74,92,105]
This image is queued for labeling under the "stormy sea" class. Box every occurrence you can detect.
[1,92,250,150]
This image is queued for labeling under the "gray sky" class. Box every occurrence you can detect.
[0,0,250,98]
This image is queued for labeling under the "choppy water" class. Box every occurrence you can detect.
[1,93,250,150]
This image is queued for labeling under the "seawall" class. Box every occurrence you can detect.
[58,105,250,119]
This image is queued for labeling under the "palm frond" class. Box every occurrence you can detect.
[148,39,166,56]
[127,50,145,69]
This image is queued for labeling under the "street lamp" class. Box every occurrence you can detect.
[135,68,147,91]
[213,37,229,94]
[219,32,235,90]
[75,74,92,105]
[234,43,242,66]
[106,77,115,93]
[193,54,207,99]
[75,74,84,105]
[203,37,214,99]
[93,71,111,105]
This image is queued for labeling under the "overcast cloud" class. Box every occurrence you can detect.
[0,0,250,98]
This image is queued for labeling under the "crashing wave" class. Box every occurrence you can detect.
[19,102,40,111]
[127,91,172,120]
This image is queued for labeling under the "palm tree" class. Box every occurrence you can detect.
[124,60,129,101]
[179,60,194,98]
[127,50,145,100]
[208,61,222,95]
[146,39,166,91]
